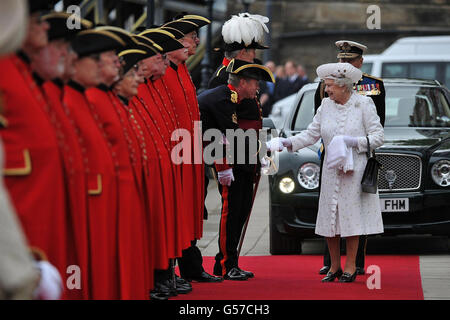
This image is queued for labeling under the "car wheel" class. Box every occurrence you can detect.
[269,215,303,255]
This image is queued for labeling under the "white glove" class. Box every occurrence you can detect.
[33,261,63,300]
[281,137,293,149]
[266,137,292,152]
[342,135,359,148]
[217,168,234,186]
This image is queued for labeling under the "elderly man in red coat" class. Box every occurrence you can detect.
[33,11,92,300]
[85,27,151,300]
[63,29,125,300]
[0,1,69,295]
[159,16,223,284]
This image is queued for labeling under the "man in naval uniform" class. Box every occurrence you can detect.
[314,40,386,276]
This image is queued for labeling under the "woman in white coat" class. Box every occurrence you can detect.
[268,62,384,282]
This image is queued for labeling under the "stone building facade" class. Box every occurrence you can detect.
[225,0,450,79]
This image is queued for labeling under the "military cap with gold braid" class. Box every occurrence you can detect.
[138,29,184,53]
[42,12,93,41]
[71,29,126,58]
[335,40,367,59]
[226,59,275,83]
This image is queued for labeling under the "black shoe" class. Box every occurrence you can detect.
[150,280,177,300]
[237,267,254,278]
[223,267,248,281]
[339,271,357,283]
[175,276,192,294]
[319,266,330,275]
[186,271,223,283]
[321,269,343,282]
[149,291,170,301]
[356,267,365,275]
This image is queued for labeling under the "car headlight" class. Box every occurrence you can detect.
[431,160,450,187]
[279,177,295,194]
[297,162,320,190]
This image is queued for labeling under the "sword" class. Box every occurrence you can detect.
[237,171,261,257]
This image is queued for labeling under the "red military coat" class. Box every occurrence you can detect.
[177,63,205,240]
[86,86,150,299]
[129,94,190,261]
[42,79,89,300]
[0,54,69,288]
[160,64,199,243]
[63,81,119,300]
[135,82,191,255]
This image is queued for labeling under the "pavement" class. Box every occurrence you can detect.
[198,175,450,300]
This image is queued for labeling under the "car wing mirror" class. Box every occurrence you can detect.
[262,117,276,130]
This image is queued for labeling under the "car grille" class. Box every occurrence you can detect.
[375,153,422,192]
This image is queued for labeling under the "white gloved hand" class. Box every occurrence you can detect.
[34,261,63,300]
[266,137,292,152]
[342,135,359,148]
[281,137,293,149]
[217,168,234,186]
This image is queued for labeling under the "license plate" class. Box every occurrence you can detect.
[380,198,409,212]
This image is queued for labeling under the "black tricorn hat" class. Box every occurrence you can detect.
[160,26,185,40]
[226,59,275,83]
[161,19,199,38]
[132,35,163,55]
[179,14,210,28]
[215,40,268,52]
[71,29,126,58]
[118,48,154,75]
[42,12,93,41]
[28,0,53,14]
[138,29,184,53]
[95,26,139,48]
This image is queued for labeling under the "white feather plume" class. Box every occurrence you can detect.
[222,13,270,45]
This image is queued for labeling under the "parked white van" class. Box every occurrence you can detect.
[362,36,450,88]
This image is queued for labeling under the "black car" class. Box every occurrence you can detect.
[266,78,450,254]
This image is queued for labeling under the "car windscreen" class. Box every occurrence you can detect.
[385,86,450,128]
[292,86,450,130]
[292,90,315,130]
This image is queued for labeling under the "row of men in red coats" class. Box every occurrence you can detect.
[0,1,210,299]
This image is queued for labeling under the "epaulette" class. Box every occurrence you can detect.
[363,73,383,82]
[230,90,238,104]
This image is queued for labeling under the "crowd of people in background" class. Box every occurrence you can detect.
[260,59,310,117]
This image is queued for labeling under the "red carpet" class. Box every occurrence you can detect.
[174,255,424,300]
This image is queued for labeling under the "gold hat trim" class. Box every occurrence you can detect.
[41,12,93,29]
[138,29,176,39]
[95,26,139,45]
[118,49,147,57]
[181,15,211,24]
[230,61,275,83]
[77,29,126,46]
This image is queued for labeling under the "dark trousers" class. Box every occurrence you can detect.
[178,240,204,278]
[323,235,368,269]
[214,169,254,275]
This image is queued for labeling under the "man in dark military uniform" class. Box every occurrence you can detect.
[198,59,274,280]
[205,14,270,280]
[314,40,386,276]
